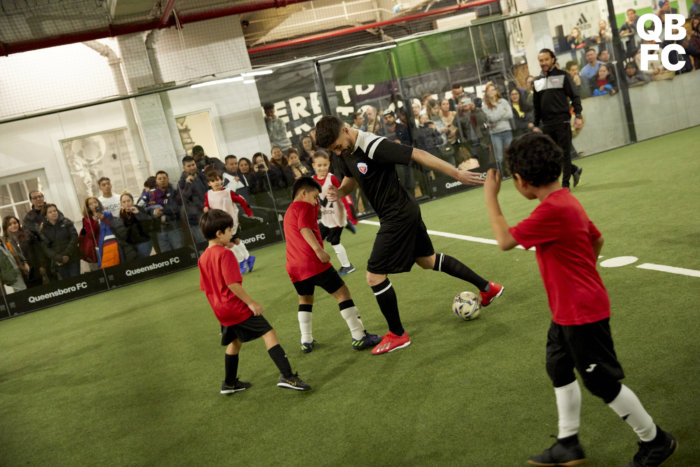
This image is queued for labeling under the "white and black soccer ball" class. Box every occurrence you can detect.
[452,291,481,321]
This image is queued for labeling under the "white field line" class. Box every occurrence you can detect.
[358,220,700,278]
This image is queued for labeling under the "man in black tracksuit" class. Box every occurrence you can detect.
[533,49,584,189]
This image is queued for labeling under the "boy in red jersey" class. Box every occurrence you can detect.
[312,151,355,276]
[283,177,381,353]
[484,133,676,467]
[198,209,310,393]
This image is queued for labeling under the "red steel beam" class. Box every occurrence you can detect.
[248,0,500,54]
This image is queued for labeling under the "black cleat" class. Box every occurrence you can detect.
[220,379,251,394]
[527,436,586,466]
[572,166,583,187]
[627,427,678,467]
[277,373,312,391]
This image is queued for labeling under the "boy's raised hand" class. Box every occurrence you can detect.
[484,169,501,198]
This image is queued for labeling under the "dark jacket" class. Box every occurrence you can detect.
[4,231,44,287]
[146,185,182,232]
[417,125,444,156]
[533,67,582,127]
[178,171,208,225]
[113,207,153,261]
[196,156,226,174]
[40,217,79,266]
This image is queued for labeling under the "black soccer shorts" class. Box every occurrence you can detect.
[221,315,273,345]
[292,266,345,296]
[367,216,434,274]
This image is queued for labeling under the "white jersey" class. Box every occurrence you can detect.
[316,173,345,229]
[99,194,121,216]
[207,189,240,231]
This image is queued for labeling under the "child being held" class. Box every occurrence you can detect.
[204,170,256,275]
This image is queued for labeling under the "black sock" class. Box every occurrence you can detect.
[338,299,354,311]
[371,279,404,336]
[433,253,489,291]
[298,304,313,312]
[268,344,293,378]
[225,354,239,385]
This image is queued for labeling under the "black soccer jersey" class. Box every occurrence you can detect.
[335,131,417,223]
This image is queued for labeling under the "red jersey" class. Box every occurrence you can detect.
[283,200,332,282]
[198,245,252,326]
[509,189,610,326]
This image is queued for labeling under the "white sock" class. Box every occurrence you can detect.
[332,243,351,268]
[298,311,312,343]
[608,384,657,442]
[233,243,249,261]
[340,306,365,340]
[228,246,244,263]
[555,380,582,439]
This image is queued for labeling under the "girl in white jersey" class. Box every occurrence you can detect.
[204,170,255,274]
[312,152,355,276]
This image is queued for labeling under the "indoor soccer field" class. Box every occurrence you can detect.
[1,127,698,466]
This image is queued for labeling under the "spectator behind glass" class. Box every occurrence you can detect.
[417,113,444,156]
[82,196,121,269]
[438,98,458,145]
[115,192,153,260]
[178,155,208,246]
[624,61,651,86]
[565,60,591,98]
[235,157,254,201]
[192,144,226,174]
[482,82,513,174]
[567,27,585,62]
[97,176,121,216]
[580,48,602,85]
[285,147,312,182]
[350,111,364,130]
[298,134,317,167]
[426,99,448,144]
[136,175,156,207]
[262,103,292,150]
[0,231,27,292]
[362,105,379,134]
[23,190,51,235]
[598,49,611,64]
[223,155,243,192]
[40,204,79,280]
[2,216,33,289]
[620,8,641,57]
[510,88,534,138]
[635,38,676,80]
[448,83,464,111]
[147,171,184,253]
[251,152,286,192]
[590,63,618,96]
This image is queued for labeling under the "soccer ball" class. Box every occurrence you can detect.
[452,291,481,321]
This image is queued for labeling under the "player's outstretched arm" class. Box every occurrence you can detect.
[229,282,264,316]
[411,147,485,186]
[328,176,357,201]
[484,169,518,251]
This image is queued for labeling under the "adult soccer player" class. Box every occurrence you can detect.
[315,115,504,355]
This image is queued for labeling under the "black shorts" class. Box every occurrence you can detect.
[221,315,273,345]
[319,224,343,246]
[545,318,625,388]
[292,266,345,296]
[367,216,434,274]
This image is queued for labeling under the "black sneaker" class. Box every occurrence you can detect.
[572,166,583,187]
[351,331,382,350]
[527,436,586,466]
[277,373,312,391]
[627,428,678,467]
[300,340,316,354]
[220,379,251,395]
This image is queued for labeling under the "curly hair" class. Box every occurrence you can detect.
[506,133,563,187]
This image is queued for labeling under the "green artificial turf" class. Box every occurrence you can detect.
[1,128,698,466]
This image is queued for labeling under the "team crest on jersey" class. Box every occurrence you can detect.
[357,162,368,174]
[551,77,561,86]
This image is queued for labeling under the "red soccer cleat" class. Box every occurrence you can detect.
[371,331,411,355]
[479,282,504,307]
